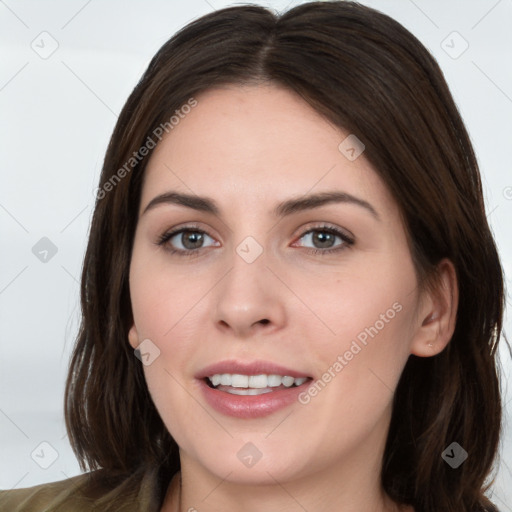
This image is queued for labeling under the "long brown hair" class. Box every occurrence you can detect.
[64,2,507,510]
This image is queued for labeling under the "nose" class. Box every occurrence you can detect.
[212,243,286,339]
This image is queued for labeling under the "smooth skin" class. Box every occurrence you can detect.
[127,83,458,512]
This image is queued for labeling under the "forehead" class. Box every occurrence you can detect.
[139,84,397,220]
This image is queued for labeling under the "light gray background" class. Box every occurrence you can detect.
[1,0,511,508]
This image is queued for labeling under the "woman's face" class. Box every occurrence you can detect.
[128,83,431,486]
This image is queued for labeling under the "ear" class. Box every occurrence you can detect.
[128,322,140,350]
[410,258,458,357]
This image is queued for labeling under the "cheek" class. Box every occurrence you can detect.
[300,260,417,360]
[292,297,415,463]
[128,257,202,426]
[129,250,208,342]
[130,267,204,443]
[296,258,417,415]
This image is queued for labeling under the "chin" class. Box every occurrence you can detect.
[183,439,313,485]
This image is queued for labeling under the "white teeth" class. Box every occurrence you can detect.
[207,373,309,389]
[248,375,267,388]
[231,374,249,388]
[267,374,282,387]
[282,376,295,387]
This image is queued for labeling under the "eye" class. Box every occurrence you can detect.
[156,224,218,258]
[293,225,354,255]
[155,223,354,257]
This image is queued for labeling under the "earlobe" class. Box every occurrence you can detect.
[128,323,139,349]
[410,259,458,358]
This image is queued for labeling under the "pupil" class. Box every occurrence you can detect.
[314,231,333,248]
[183,231,203,249]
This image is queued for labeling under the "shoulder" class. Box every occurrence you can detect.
[0,472,96,511]
[0,464,164,511]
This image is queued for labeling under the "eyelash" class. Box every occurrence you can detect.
[155,223,354,258]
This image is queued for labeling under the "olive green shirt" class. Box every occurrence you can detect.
[0,463,174,511]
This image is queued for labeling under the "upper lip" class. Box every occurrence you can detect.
[195,360,311,380]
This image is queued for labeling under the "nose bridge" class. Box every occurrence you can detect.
[223,233,269,301]
[234,233,266,267]
[221,206,269,279]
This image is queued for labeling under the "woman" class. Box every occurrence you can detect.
[0,1,506,511]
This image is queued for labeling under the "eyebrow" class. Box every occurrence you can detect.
[142,190,379,220]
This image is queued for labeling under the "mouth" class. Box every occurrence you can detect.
[196,361,314,418]
[195,360,313,420]
[204,373,312,395]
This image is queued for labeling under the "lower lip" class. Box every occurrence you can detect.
[198,379,312,419]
